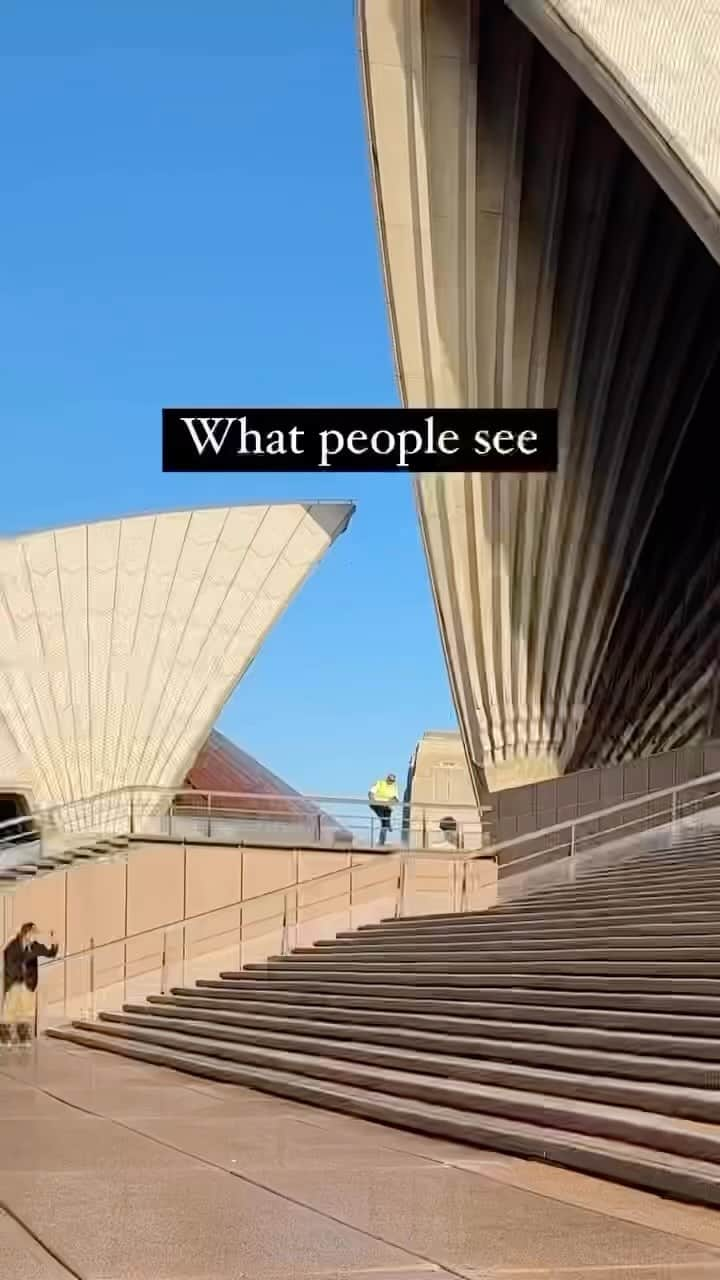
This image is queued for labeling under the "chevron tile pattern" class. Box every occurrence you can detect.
[0,503,352,813]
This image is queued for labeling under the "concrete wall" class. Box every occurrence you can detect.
[0,837,497,1028]
[405,731,489,848]
[487,739,720,875]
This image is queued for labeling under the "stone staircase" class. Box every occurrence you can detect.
[0,836,130,886]
[48,828,720,1205]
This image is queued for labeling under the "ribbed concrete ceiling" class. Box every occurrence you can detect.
[359,0,720,794]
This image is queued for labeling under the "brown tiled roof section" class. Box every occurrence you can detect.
[183,729,335,823]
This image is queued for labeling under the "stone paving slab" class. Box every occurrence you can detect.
[0,1210,74,1279]
[236,1164,720,1272]
[0,1169,418,1279]
[0,1041,719,1279]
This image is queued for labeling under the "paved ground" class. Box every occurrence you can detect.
[1,1041,720,1279]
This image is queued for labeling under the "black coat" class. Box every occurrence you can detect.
[3,937,58,994]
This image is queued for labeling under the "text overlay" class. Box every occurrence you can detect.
[162,408,558,473]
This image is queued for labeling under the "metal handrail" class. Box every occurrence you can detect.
[40,848,407,972]
[3,765,719,893]
[0,787,491,834]
[0,788,491,871]
[474,776,720,871]
[45,784,720,952]
[0,788,492,886]
[4,763,720,850]
[34,845,477,1024]
[28,769,720,1028]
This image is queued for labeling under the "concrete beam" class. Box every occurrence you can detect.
[359,0,720,795]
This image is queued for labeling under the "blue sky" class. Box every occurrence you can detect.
[0,0,456,796]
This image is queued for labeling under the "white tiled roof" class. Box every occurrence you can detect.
[0,503,352,808]
[544,0,720,207]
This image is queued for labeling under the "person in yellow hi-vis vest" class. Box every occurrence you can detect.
[368,773,399,846]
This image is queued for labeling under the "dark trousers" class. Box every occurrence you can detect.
[371,805,392,845]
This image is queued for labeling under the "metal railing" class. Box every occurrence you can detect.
[0,785,492,872]
[10,764,720,1032]
[33,842,497,1031]
[3,766,720,876]
[476,770,720,881]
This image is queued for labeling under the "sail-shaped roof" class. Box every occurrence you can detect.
[0,502,353,808]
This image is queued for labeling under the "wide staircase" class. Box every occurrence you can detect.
[49,828,720,1205]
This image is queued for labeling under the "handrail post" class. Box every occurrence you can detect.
[160,931,168,995]
[461,860,468,913]
[401,859,407,916]
[123,857,129,1004]
[569,823,576,858]
[238,850,245,971]
[281,893,289,956]
[129,793,134,835]
[671,788,678,824]
[63,874,69,1019]
[89,936,95,1021]
[207,792,212,839]
[395,860,406,919]
[294,850,300,950]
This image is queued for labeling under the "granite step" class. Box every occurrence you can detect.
[46,1021,720,1205]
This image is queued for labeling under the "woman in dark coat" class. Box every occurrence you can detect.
[2,922,58,1044]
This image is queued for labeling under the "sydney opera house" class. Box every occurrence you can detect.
[4,1,720,833]
[0,502,353,828]
[6,5,720,1243]
[359,0,720,802]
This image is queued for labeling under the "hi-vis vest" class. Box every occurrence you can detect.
[371,778,398,803]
